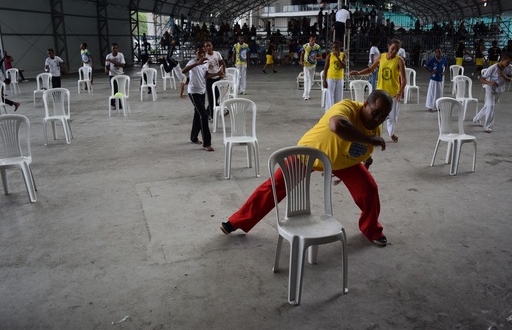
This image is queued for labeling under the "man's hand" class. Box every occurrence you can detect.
[364,157,373,169]
[369,135,386,151]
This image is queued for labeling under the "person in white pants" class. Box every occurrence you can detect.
[232,36,249,95]
[474,52,512,133]
[322,40,346,111]
[299,35,321,101]
[423,48,448,112]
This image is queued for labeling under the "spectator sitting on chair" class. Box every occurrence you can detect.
[1,51,29,82]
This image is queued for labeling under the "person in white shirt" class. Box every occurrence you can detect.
[335,5,350,42]
[204,41,225,120]
[104,43,126,108]
[44,49,64,87]
[398,47,407,62]
[368,38,380,91]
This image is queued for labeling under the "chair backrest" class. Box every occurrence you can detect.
[268,146,333,220]
[36,73,52,91]
[42,88,71,118]
[453,75,473,98]
[141,68,157,85]
[0,114,31,159]
[449,65,464,80]
[320,70,326,88]
[220,98,257,141]
[405,68,417,87]
[160,64,171,78]
[225,67,239,80]
[212,80,233,109]
[349,80,372,102]
[78,66,92,81]
[435,97,466,136]
[110,75,131,97]
[6,68,19,82]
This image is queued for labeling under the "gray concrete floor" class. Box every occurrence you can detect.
[1,62,512,330]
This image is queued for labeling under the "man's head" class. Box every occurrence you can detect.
[434,48,442,59]
[361,90,393,130]
[238,36,245,44]
[195,45,205,59]
[47,49,55,58]
[80,43,87,50]
[308,35,316,46]
[498,52,512,68]
[111,43,119,55]
[204,41,213,54]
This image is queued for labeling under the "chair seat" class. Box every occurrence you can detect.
[225,136,256,144]
[440,133,476,142]
[0,156,32,167]
[278,215,343,239]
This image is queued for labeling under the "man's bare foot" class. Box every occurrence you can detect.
[391,134,398,143]
[14,102,20,111]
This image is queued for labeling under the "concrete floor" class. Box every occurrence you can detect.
[1,62,511,330]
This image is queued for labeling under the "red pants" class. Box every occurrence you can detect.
[229,162,384,241]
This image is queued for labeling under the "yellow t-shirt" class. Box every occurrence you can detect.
[297,99,380,171]
[326,52,345,79]
[233,43,249,66]
[302,43,321,68]
[377,53,400,97]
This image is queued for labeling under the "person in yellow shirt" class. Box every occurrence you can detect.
[322,40,346,112]
[220,90,393,246]
[299,35,322,101]
[350,38,406,143]
[232,36,249,95]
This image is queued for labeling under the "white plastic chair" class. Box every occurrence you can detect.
[220,98,259,180]
[449,65,464,95]
[269,146,348,305]
[453,75,478,121]
[33,73,52,107]
[320,70,327,107]
[211,79,233,133]
[225,67,239,98]
[42,88,73,145]
[108,75,131,116]
[6,68,21,95]
[349,80,372,102]
[0,114,37,202]
[77,66,93,94]
[140,67,157,101]
[404,68,419,104]
[296,71,304,89]
[431,97,477,176]
[160,64,176,90]
[1,82,8,114]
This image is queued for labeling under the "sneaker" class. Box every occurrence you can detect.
[472,119,483,127]
[372,236,387,246]
[220,221,235,235]
[241,91,247,95]
[427,109,434,113]
[262,70,267,74]
[223,109,229,116]
[22,80,29,82]
[273,70,277,73]
[484,128,493,133]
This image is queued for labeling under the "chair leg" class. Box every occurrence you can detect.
[43,122,49,146]
[307,245,318,264]
[253,141,260,178]
[450,140,461,175]
[51,121,58,140]
[341,229,349,294]
[61,119,71,144]
[224,142,233,179]
[212,109,219,133]
[472,142,477,172]
[273,235,283,273]
[288,237,305,305]
[21,162,37,202]
[1,168,9,194]
[430,140,441,166]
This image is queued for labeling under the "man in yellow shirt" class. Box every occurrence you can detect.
[232,36,249,95]
[221,90,393,246]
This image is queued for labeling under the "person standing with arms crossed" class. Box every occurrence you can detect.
[350,38,406,143]
[232,36,249,95]
[299,35,322,101]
